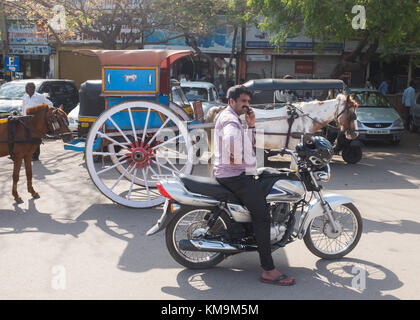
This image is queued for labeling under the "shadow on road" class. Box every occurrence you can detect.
[0,199,88,237]
[76,203,180,272]
[160,257,402,300]
[363,218,420,235]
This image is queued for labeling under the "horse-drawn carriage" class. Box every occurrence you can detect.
[64,49,360,209]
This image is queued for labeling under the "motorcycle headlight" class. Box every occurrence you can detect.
[393,118,403,128]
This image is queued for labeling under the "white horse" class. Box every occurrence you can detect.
[204,93,358,171]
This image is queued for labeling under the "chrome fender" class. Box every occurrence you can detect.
[297,193,355,239]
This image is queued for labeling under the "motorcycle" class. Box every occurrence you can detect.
[146,142,363,269]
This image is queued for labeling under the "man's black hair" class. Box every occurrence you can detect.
[409,80,416,87]
[25,82,35,89]
[228,85,252,101]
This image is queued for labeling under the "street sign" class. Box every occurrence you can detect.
[5,56,20,72]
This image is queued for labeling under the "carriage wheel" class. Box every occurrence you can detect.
[85,101,194,208]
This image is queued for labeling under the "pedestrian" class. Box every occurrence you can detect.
[21,82,53,161]
[402,80,416,130]
[304,92,313,102]
[214,85,296,286]
[378,79,390,95]
[365,78,375,89]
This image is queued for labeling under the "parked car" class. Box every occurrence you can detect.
[180,81,225,117]
[348,88,405,145]
[408,91,420,132]
[67,103,80,132]
[0,79,79,118]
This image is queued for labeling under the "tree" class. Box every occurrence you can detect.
[5,0,175,49]
[248,0,420,78]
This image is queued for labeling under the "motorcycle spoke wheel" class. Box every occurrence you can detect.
[304,203,362,259]
[173,210,226,263]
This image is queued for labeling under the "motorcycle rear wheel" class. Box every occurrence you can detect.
[166,208,231,269]
[303,203,362,260]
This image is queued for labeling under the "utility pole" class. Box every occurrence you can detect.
[0,0,9,77]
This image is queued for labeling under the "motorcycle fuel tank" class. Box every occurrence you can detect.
[266,179,306,203]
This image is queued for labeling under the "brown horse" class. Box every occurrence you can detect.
[0,104,73,203]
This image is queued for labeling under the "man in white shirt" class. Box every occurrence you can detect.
[21,82,53,160]
[22,82,53,115]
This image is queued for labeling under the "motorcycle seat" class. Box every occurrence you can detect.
[179,174,242,204]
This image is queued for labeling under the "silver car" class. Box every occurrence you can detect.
[349,88,405,145]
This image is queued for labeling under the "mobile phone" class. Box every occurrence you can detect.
[242,106,251,115]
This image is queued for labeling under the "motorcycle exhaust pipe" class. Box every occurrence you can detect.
[178,239,257,253]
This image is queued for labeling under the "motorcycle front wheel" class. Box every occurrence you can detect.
[165,208,231,269]
[304,203,363,260]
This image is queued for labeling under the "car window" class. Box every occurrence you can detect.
[172,87,190,107]
[181,87,208,101]
[353,91,391,108]
[212,87,220,101]
[64,83,77,95]
[39,84,51,94]
[0,82,27,100]
[209,88,216,101]
[51,84,66,95]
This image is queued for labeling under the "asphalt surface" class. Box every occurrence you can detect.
[0,133,419,300]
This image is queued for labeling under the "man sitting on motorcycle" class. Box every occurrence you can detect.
[213,85,296,286]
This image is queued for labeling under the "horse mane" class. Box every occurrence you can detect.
[26,104,51,115]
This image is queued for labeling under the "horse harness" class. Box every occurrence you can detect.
[0,108,70,160]
[281,99,358,149]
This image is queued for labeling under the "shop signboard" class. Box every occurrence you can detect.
[8,23,48,45]
[246,23,343,51]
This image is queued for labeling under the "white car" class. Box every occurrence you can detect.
[349,88,405,145]
[408,91,420,132]
[180,81,225,118]
[67,103,79,132]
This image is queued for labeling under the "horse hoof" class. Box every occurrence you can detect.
[15,197,24,204]
[32,193,40,199]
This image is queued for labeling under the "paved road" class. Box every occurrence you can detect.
[1,133,419,300]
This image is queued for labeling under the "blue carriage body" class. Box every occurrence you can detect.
[65,49,199,151]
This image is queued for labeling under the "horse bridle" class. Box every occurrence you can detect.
[333,98,359,136]
[45,107,72,139]
[292,97,358,134]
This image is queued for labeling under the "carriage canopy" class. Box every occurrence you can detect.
[243,79,346,106]
[74,49,194,68]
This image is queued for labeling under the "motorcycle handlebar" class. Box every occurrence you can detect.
[278,148,299,164]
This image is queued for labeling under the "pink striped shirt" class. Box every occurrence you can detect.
[213,105,256,178]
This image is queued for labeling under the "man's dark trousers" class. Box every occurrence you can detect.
[216,173,275,271]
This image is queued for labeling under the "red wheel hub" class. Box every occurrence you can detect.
[126,141,156,169]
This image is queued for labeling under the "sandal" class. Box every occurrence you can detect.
[260,274,296,286]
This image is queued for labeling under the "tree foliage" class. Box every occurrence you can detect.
[248,0,420,76]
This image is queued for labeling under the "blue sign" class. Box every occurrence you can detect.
[5,56,20,72]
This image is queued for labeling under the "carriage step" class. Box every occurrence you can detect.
[64,138,86,152]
